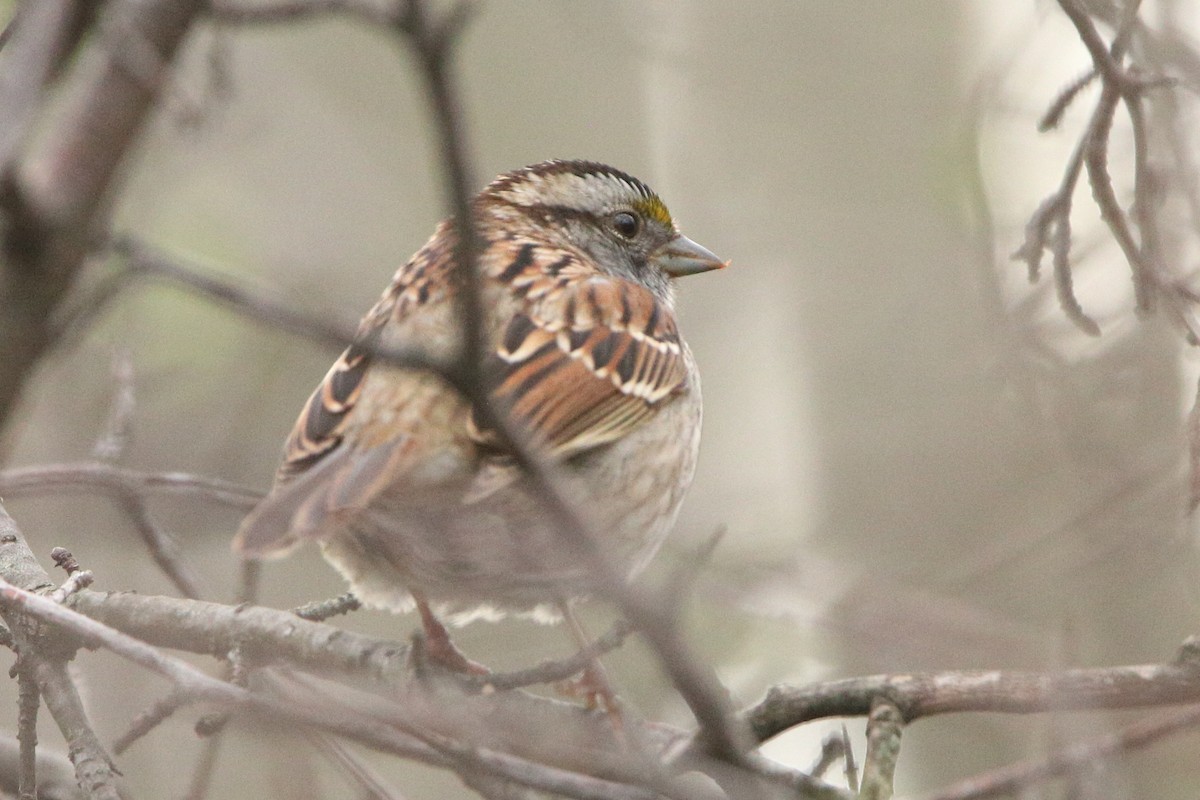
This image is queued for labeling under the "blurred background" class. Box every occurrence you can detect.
[6,1,1200,797]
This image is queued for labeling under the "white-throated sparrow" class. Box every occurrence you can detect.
[234,160,725,671]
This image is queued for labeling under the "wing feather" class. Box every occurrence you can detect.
[483,251,689,460]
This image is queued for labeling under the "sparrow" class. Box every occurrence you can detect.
[234,160,726,673]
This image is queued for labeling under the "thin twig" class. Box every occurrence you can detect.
[182,735,221,800]
[111,235,450,380]
[742,753,854,800]
[209,0,409,27]
[1038,69,1097,132]
[468,620,633,692]
[1082,78,1153,311]
[1012,138,1099,335]
[306,730,410,800]
[0,461,262,510]
[1059,0,1158,312]
[925,703,1200,800]
[47,570,93,605]
[183,559,263,795]
[808,732,847,781]
[112,689,186,755]
[115,491,203,599]
[1016,0,1172,331]
[92,348,135,463]
[842,724,858,794]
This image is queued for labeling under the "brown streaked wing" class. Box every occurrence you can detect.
[276,311,384,482]
[235,229,455,555]
[486,268,688,460]
[275,223,454,483]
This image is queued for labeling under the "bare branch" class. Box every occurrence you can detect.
[292,592,361,622]
[2,462,210,599]
[1016,0,1177,330]
[1057,0,1133,88]
[112,689,186,755]
[1011,140,1100,335]
[115,491,203,599]
[745,653,1200,743]
[926,703,1200,800]
[0,505,120,798]
[742,753,854,800]
[305,731,409,800]
[16,661,38,800]
[0,506,56,595]
[181,735,221,800]
[34,660,122,800]
[1038,69,1097,132]
[842,725,858,794]
[857,701,901,800]
[0,735,85,800]
[469,620,633,692]
[0,0,207,429]
[209,0,410,28]
[92,349,136,463]
[0,462,262,511]
[0,0,82,170]
[69,590,411,680]
[111,235,453,380]
[1,574,668,798]
[47,571,93,605]
[1082,78,1154,311]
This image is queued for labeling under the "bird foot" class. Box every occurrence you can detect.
[558,663,626,744]
[419,630,490,676]
[413,597,490,675]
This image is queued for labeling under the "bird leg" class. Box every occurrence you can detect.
[557,601,625,738]
[413,594,489,675]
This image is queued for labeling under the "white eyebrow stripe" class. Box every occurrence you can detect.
[497,171,650,213]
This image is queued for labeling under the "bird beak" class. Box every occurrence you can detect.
[652,234,729,278]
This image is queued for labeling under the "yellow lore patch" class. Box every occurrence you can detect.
[633,196,673,228]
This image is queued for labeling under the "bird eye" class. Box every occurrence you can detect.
[611,211,640,239]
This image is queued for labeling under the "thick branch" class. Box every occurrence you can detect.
[69,590,412,681]
[746,659,1200,743]
[857,702,901,800]
[3,575,688,800]
[16,662,38,800]
[0,0,81,169]
[0,0,206,429]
